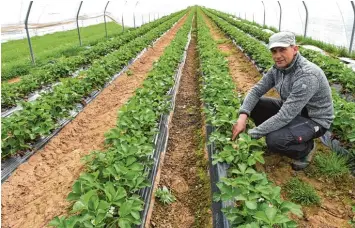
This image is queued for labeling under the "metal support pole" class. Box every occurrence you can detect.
[25,1,35,65]
[245,12,246,20]
[122,0,127,32]
[122,14,124,32]
[133,1,139,28]
[149,13,150,23]
[76,1,83,46]
[262,1,266,26]
[133,13,136,28]
[349,1,355,53]
[253,13,254,23]
[278,1,282,31]
[104,1,110,39]
[302,1,308,38]
[142,14,144,25]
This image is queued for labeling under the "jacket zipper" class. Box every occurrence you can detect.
[280,72,284,100]
[289,121,309,129]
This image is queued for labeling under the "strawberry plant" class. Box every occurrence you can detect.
[332,91,355,143]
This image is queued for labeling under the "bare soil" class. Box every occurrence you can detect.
[149,18,212,228]
[1,15,188,228]
[203,12,355,228]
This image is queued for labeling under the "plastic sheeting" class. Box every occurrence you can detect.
[205,125,232,228]
[2,1,355,50]
[1,1,182,42]
[218,1,355,51]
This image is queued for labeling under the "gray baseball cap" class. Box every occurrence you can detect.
[268,31,296,49]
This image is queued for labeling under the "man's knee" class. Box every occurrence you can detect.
[265,131,289,152]
[265,128,311,159]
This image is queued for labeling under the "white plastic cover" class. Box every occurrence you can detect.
[1,0,354,51]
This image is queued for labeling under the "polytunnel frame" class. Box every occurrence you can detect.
[22,1,117,63]
[133,0,140,28]
[261,1,265,26]
[76,1,83,46]
[277,1,282,31]
[25,1,35,65]
[258,1,355,52]
[17,1,355,65]
[303,1,309,38]
[349,1,355,53]
[104,1,110,39]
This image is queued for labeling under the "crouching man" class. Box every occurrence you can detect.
[232,31,334,170]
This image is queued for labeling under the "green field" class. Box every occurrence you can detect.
[1,22,124,80]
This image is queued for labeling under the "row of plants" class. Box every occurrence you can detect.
[49,11,194,228]
[1,11,188,159]
[203,10,355,156]
[207,9,355,95]
[332,91,355,147]
[1,22,125,81]
[1,10,187,109]
[196,9,302,227]
[204,11,274,71]
[208,8,354,59]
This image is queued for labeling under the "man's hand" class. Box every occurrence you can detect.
[232,114,248,141]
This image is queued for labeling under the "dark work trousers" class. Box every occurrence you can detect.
[250,97,327,159]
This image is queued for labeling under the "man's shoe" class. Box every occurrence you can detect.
[292,143,317,171]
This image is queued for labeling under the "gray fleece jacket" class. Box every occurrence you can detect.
[240,52,334,139]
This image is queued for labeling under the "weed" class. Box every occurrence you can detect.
[349,205,355,226]
[312,152,350,179]
[155,186,176,204]
[221,51,232,57]
[216,38,228,44]
[284,178,321,206]
[126,69,134,76]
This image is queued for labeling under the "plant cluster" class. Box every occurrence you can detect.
[155,186,176,205]
[284,178,321,206]
[197,10,302,227]
[49,12,193,228]
[1,11,187,159]
[204,9,355,159]
[1,10,186,109]
[2,22,125,81]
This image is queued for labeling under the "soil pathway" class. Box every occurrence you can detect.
[149,17,212,228]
